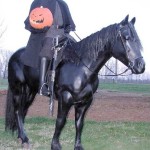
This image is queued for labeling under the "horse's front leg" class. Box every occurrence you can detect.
[74,97,93,150]
[51,91,72,150]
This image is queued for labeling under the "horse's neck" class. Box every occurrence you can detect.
[78,24,116,74]
[87,50,112,75]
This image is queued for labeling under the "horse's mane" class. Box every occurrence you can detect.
[63,24,117,64]
[63,21,143,64]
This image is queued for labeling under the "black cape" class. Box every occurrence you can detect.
[21,0,76,68]
[25,0,76,33]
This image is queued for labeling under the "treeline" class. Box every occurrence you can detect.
[99,78,150,84]
[0,49,13,78]
[0,51,149,82]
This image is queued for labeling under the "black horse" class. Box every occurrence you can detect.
[5,15,145,150]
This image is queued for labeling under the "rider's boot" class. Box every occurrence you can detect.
[38,57,50,97]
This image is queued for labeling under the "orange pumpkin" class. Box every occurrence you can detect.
[29,6,53,29]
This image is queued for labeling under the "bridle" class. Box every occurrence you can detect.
[118,25,143,72]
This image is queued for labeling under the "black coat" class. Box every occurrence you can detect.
[21,0,76,68]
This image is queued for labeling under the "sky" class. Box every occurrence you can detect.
[0,0,149,74]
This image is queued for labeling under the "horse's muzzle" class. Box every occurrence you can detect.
[131,57,145,74]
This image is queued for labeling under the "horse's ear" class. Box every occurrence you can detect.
[130,17,136,25]
[120,15,129,26]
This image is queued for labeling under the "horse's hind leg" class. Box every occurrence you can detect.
[14,88,36,147]
[5,86,29,144]
[13,92,29,145]
[51,91,72,150]
[74,98,93,150]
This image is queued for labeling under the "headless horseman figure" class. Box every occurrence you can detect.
[21,0,76,96]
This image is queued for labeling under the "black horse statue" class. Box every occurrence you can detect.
[5,15,145,150]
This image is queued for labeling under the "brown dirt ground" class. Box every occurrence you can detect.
[0,90,150,122]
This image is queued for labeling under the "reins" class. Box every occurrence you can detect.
[72,31,132,77]
[102,65,131,76]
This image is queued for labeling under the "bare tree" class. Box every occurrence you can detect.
[0,16,10,78]
[0,17,7,49]
[0,49,13,78]
[99,58,116,78]
[0,55,2,77]
[0,20,6,38]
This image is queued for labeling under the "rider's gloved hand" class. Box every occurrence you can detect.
[64,25,72,33]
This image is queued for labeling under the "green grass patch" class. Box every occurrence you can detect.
[0,117,150,150]
[0,78,8,90]
[99,83,150,95]
[1,77,150,94]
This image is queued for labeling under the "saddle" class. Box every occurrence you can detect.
[52,34,76,67]
[45,34,76,84]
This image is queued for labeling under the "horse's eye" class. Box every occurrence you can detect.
[127,49,130,53]
[122,30,130,40]
[125,35,130,40]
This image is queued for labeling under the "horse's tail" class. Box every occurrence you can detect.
[5,86,17,132]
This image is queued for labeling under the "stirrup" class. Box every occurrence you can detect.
[39,83,51,97]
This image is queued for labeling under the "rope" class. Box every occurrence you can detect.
[73,31,82,40]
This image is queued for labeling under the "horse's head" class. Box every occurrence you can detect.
[112,15,145,74]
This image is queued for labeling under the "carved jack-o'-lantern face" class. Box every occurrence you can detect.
[29,6,53,29]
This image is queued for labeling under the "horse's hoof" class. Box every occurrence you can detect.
[17,138,22,144]
[22,142,31,149]
[74,145,84,150]
[51,141,61,150]
[18,138,30,149]
[51,145,62,150]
